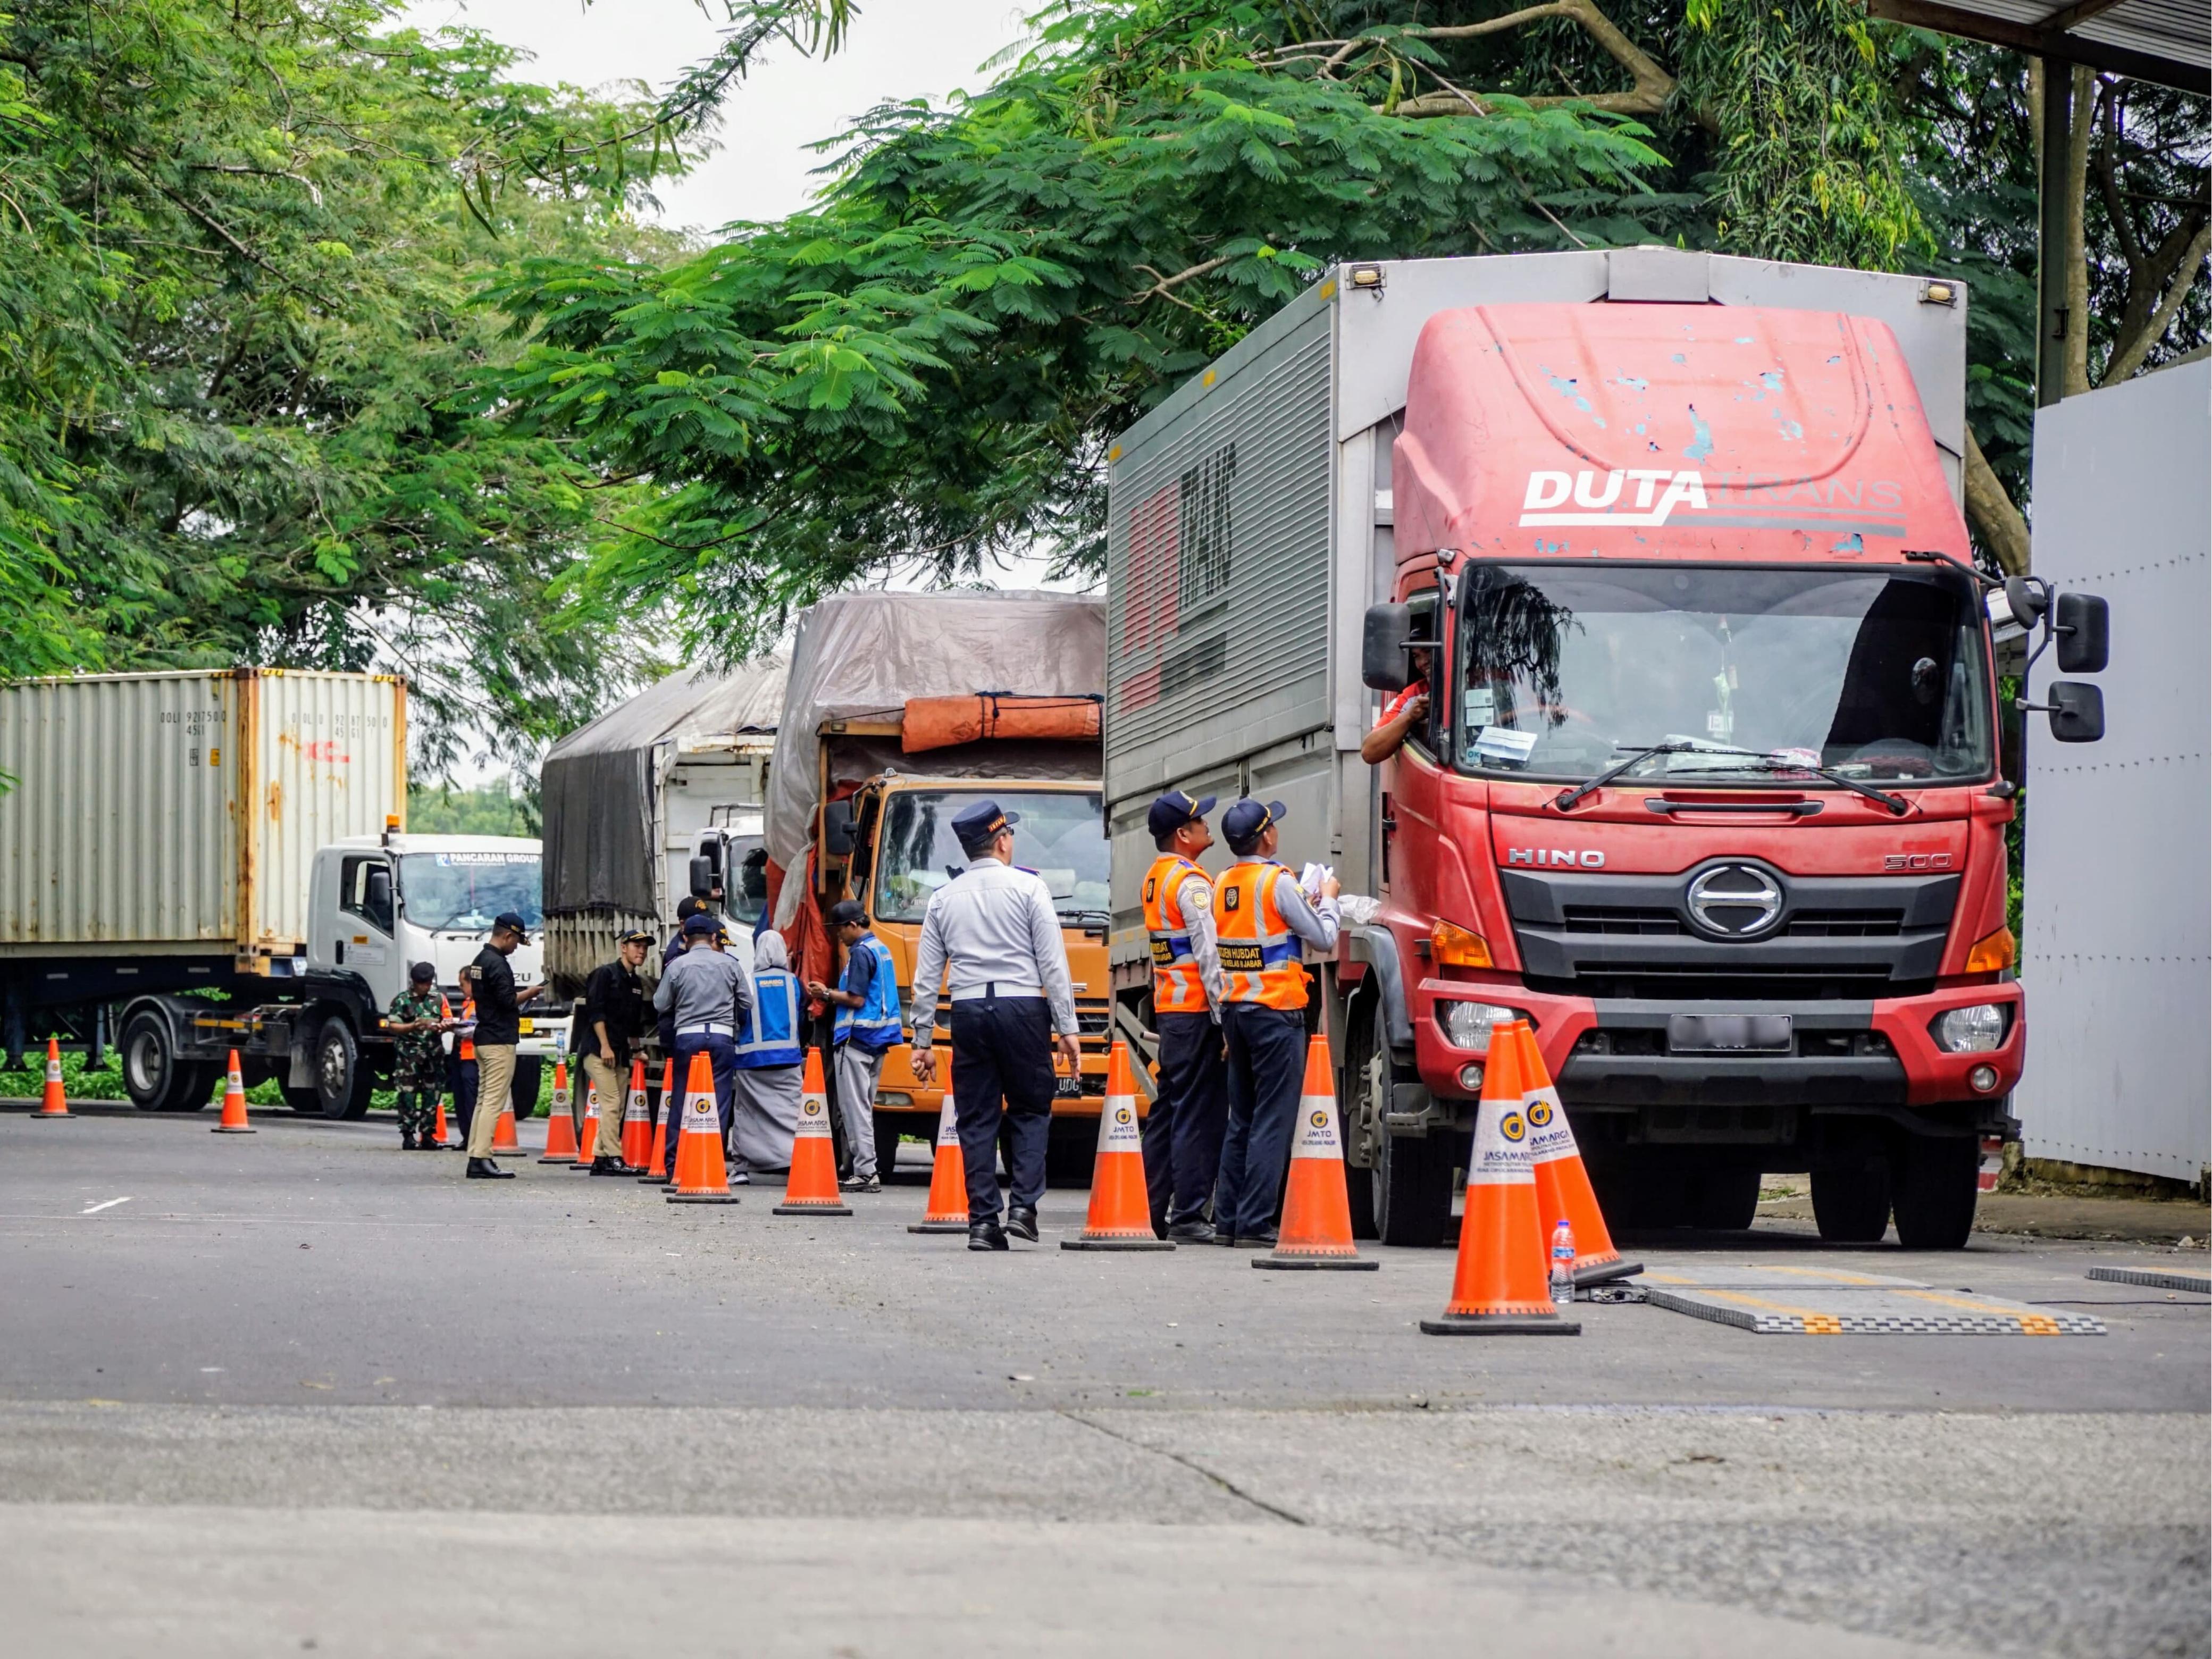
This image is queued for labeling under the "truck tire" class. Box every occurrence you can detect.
[312,1018,373,1120]
[166,1063,218,1113]
[509,1055,544,1120]
[1891,1134,1978,1250]
[1687,1167,1761,1231]
[1811,1164,1891,1243]
[874,1114,908,1182]
[120,1008,195,1112]
[1374,1127,1456,1249]
[1045,1121,1095,1188]
[1338,997,1381,1240]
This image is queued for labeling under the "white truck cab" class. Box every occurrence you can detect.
[309,832,548,1012]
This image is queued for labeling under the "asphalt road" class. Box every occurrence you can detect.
[2,1103,2205,1659]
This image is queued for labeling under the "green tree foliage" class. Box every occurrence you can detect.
[0,0,703,766]
[407,780,538,836]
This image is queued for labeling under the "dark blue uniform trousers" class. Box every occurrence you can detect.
[666,1033,738,1177]
[1213,1001,1308,1238]
[950,996,1054,1224]
[1144,1010,1228,1228]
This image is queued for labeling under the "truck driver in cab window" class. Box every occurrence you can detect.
[1360,644,1434,766]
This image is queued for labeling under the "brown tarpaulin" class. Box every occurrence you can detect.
[900,694,1102,753]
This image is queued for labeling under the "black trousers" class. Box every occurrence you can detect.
[950,996,1055,1224]
[1213,1001,1308,1238]
[1144,1011,1229,1228]
[447,1054,479,1143]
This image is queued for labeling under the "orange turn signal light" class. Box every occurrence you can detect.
[1430,921,1493,969]
[1964,926,2016,973]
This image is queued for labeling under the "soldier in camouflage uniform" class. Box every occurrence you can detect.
[388,960,451,1150]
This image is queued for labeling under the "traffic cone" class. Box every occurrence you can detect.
[666,1052,739,1204]
[1254,1032,1377,1271]
[774,1049,851,1215]
[1421,1026,1578,1335]
[212,1049,256,1134]
[431,1096,453,1149]
[490,1095,522,1154]
[539,1051,578,1162]
[1063,1042,1174,1251]
[909,1063,970,1234]
[572,1083,603,1168]
[638,1058,673,1183]
[1514,1023,1639,1285]
[621,1058,651,1171]
[33,1037,70,1119]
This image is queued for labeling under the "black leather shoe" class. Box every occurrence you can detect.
[1167,1217,1218,1244]
[589,1157,628,1176]
[466,1158,515,1180]
[968,1219,1009,1252]
[1005,1205,1039,1243]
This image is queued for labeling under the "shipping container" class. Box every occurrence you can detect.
[0,669,404,963]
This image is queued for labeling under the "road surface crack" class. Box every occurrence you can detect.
[1058,1411,1308,1527]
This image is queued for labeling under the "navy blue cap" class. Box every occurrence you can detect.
[1221,798,1287,849]
[825,899,866,928]
[951,799,1021,853]
[492,911,530,941]
[682,911,719,937]
[1147,790,1217,841]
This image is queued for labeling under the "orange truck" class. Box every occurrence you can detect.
[763,591,1117,1182]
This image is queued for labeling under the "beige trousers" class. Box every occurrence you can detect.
[581,1053,626,1162]
[466,1044,518,1158]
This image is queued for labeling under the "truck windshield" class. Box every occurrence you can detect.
[1454,563,1992,785]
[873,791,1110,925]
[397,852,543,933]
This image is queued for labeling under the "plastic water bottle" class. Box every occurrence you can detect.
[1550,1218,1577,1311]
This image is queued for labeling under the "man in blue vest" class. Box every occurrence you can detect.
[807,898,902,1193]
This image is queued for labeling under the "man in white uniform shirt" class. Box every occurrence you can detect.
[907,799,1082,1252]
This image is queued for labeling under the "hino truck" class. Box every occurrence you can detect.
[0,669,559,1116]
[766,591,1116,1182]
[1103,248,2110,1249]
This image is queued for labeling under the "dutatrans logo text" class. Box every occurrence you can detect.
[1520,469,1708,527]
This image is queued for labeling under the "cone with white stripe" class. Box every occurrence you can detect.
[621,1057,652,1171]
[665,1051,738,1204]
[539,1048,579,1162]
[1514,1023,1638,1285]
[1063,1042,1174,1250]
[774,1049,851,1215]
[638,1058,673,1183]
[34,1037,70,1119]
[909,1062,970,1233]
[1254,1033,1376,1271]
[212,1049,256,1134]
[1421,1027,1577,1335]
[572,1082,604,1168]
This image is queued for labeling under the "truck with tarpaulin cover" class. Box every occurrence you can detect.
[1102,248,2110,1249]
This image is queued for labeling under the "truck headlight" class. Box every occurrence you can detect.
[1932,1003,2007,1053]
[1435,1001,1516,1053]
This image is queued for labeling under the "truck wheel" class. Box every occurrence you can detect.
[1687,1167,1761,1231]
[1891,1134,1978,1250]
[1045,1121,1095,1188]
[1374,1127,1456,1249]
[120,1008,190,1111]
[165,1063,217,1113]
[313,1018,372,1120]
[874,1115,908,1182]
[1338,998,1381,1240]
[1810,1164,1891,1243]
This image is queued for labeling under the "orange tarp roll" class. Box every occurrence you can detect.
[900,695,1101,754]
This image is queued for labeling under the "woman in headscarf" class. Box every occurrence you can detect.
[728,929,802,1180]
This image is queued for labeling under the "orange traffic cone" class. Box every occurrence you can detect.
[909,1062,970,1234]
[1421,1026,1577,1335]
[539,1051,578,1162]
[33,1037,70,1119]
[1514,1024,1639,1285]
[1254,1033,1377,1271]
[572,1083,604,1168]
[212,1049,256,1134]
[639,1058,674,1183]
[490,1096,522,1154]
[1063,1042,1174,1251]
[774,1049,851,1216]
[621,1057,652,1171]
[666,1052,739,1204]
[431,1095,453,1149]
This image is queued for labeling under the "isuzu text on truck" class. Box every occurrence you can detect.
[1104,250,2109,1249]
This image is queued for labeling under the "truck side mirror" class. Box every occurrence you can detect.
[822,798,856,857]
[2053,592,2109,674]
[2003,576,2048,631]
[688,854,715,898]
[1362,604,1412,692]
[2045,681,2105,743]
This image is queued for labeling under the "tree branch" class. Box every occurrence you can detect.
[1963,425,2031,577]
[1127,257,1230,307]
[2102,219,2212,384]
[1386,0,1677,119]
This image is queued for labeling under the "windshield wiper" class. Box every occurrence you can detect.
[1552,742,1699,812]
[1664,746,1913,816]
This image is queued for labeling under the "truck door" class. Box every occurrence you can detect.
[334,853,401,1008]
[1382,590,1447,911]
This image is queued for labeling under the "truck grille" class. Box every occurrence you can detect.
[1506,868,1957,1001]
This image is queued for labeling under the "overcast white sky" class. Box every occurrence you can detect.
[401,0,1034,232]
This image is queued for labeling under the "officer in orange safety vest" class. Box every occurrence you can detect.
[1139,790,1228,1242]
[1210,798,1341,1248]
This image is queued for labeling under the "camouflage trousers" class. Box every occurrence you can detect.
[395,1087,441,1141]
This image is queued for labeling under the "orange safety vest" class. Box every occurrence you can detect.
[1213,860,1308,1010]
[1143,854,1212,1016]
[457,996,476,1062]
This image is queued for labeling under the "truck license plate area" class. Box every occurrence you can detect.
[1054,1075,1085,1100]
[1667,1014,1792,1054]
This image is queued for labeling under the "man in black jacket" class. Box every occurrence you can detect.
[463,911,544,1179]
[578,930,652,1174]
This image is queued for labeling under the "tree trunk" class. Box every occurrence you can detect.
[2062,65,2095,398]
[1964,426,2032,576]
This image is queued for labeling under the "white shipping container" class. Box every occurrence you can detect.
[0,669,405,960]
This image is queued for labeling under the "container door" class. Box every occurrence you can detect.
[249,674,403,957]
